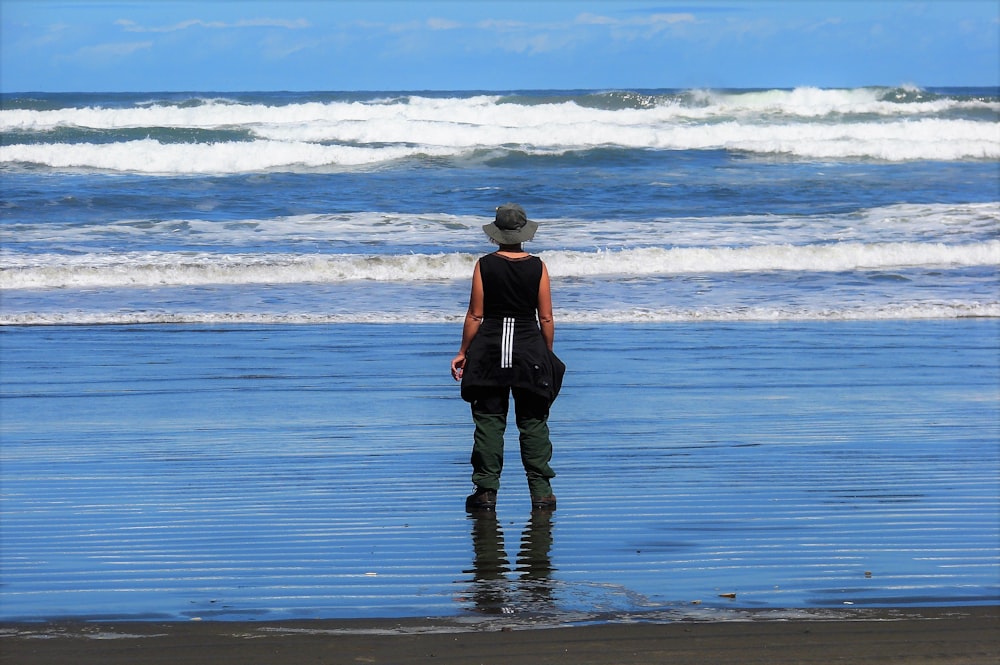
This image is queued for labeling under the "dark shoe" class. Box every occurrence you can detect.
[531,495,557,512]
[466,487,497,513]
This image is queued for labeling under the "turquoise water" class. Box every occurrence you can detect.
[1,321,996,621]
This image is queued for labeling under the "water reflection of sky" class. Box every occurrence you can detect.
[0,322,997,622]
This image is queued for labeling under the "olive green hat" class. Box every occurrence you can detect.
[483,203,538,244]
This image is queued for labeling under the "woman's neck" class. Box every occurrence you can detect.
[496,244,525,255]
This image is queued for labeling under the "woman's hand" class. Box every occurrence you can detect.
[450,353,466,381]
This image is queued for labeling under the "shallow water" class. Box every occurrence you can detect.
[1,321,997,622]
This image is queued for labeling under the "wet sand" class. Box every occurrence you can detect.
[3,323,998,622]
[3,607,997,665]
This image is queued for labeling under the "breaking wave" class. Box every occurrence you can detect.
[2,87,997,173]
[3,241,997,290]
[3,302,997,326]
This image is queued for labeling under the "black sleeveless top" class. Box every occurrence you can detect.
[478,253,543,320]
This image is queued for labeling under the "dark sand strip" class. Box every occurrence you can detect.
[3,607,996,665]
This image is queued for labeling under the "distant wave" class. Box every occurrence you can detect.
[1,119,994,172]
[679,86,999,118]
[3,241,997,290]
[2,87,997,171]
[2,302,997,326]
[3,87,997,129]
[0,138,453,172]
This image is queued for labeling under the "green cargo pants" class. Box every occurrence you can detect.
[469,386,555,498]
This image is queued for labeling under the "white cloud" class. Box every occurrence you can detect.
[575,12,696,27]
[116,18,309,33]
[427,18,461,31]
[259,35,322,60]
[476,19,529,31]
[74,40,153,59]
[804,17,843,32]
[571,11,697,44]
[575,13,615,26]
[651,13,697,25]
[337,9,698,58]
[493,31,570,55]
[384,19,424,34]
[28,22,73,48]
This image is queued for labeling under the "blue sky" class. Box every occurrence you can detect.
[2,1,997,92]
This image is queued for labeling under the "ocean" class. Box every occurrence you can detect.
[1,87,998,622]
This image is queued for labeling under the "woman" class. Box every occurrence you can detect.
[451,203,565,513]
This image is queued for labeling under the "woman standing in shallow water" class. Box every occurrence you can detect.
[451,203,565,514]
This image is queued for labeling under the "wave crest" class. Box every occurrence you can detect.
[3,302,997,326]
[2,87,997,172]
[3,242,996,290]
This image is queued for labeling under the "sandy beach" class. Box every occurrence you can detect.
[3,607,997,665]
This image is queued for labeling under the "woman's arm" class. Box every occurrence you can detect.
[451,261,484,381]
[537,261,554,351]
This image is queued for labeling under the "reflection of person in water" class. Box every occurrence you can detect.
[516,511,555,607]
[465,513,555,614]
[464,514,509,614]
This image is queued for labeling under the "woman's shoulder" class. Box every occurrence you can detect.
[480,252,543,272]
[482,251,538,261]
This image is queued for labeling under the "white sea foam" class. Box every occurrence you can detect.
[547,241,1000,275]
[2,119,994,172]
[2,302,996,326]
[6,203,997,252]
[3,241,996,290]
[2,88,996,132]
[0,120,1000,175]
[0,139,458,173]
[253,117,997,161]
[2,88,997,171]
[556,302,1000,323]
[689,86,1000,118]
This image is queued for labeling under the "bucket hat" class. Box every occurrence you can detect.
[483,203,538,244]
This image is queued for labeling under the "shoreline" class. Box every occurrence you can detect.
[2,607,997,665]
